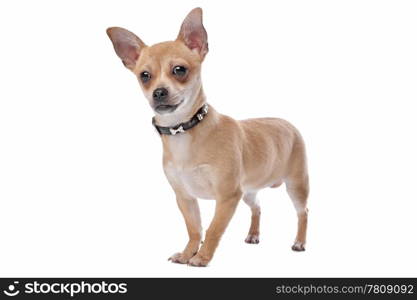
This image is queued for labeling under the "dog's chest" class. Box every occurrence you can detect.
[163,135,214,199]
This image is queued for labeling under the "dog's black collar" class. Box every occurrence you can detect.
[152,104,209,135]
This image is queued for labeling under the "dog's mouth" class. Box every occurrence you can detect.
[155,100,184,114]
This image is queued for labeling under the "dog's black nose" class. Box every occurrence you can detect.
[153,88,169,102]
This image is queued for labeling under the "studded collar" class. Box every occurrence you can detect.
[152,104,209,135]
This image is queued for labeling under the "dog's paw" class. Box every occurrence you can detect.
[291,241,306,252]
[245,234,260,244]
[188,253,210,267]
[168,252,191,264]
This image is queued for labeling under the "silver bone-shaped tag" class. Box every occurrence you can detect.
[169,125,185,135]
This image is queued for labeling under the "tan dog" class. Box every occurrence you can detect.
[107,7,309,267]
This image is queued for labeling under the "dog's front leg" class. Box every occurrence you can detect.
[188,190,242,267]
[169,194,202,264]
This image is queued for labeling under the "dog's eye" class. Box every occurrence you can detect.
[140,71,151,83]
[172,66,187,77]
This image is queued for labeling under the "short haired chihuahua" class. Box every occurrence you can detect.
[107,7,309,267]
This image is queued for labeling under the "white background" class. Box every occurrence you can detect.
[1,0,416,277]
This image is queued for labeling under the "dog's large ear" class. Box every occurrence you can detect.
[106,27,146,71]
[177,7,208,59]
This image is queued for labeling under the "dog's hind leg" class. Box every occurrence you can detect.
[243,191,261,244]
[285,174,309,251]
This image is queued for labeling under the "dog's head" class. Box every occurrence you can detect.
[107,8,208,122]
